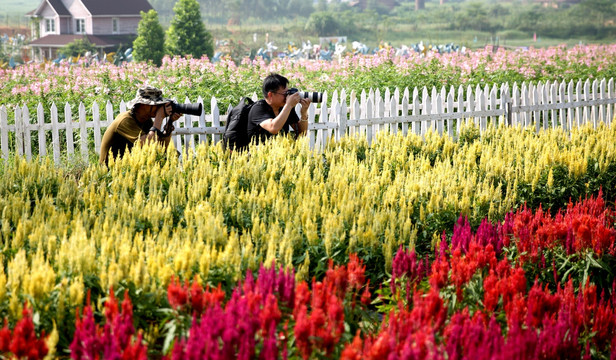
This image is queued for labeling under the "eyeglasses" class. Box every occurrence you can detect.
[273,91,288,97]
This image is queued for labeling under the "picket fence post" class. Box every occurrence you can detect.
[36,103,46,158]
[66,103,75,158]
[15,106,23,157]
[308,101,316,149]
[211,97,220,146]
[0,106,8,161]
[549,81,557,129]
[92,102,102,154]
[366,98,374,144]
[23,105,32,160]
[422,87,430,137]
[338,99,347,141]
[599,79,606,125]
[319,98,329,150]
[434,87,443,135]
[50,103,60,163]
[401,91,409,136]
[412,87,420,136]
[608,78,614,127]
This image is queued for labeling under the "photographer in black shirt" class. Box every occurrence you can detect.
[247,73,310,145]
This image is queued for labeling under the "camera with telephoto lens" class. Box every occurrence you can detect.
[286,88,323,103]
[170,101,203,116]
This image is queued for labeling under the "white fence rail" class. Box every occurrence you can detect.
[1,77,616,164]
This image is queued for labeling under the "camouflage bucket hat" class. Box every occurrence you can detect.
[127,86,171,109]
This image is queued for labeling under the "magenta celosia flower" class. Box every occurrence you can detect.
[391,245,429,302]
[476,217,503,255]
[70,304,103,359]
[71,290,147,360]
[451,215,472,253]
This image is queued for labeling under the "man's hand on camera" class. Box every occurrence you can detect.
[299,98,311,108]
[155,104,168,120]
[169,112,181,122]
[286,92,301,107]
[164,121,175,135]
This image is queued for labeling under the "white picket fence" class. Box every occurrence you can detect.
[1,77,616,164]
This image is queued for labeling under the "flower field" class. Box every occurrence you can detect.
[1,43,616,358]
[2,44,616,114]
[0,120,614,358]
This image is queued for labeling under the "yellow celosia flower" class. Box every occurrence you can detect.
[68,276,84,307]
[43,321,59,360]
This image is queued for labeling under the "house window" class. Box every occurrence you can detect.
[112,18,119,34]
[45,18,55,33]
[75,19,86,34]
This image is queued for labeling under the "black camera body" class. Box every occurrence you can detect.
[286,88,323,103]
[171,101,203,116]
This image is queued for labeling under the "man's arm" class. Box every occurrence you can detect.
[139,103,180,146]
[259,93,301,135]
[294,98,310,136]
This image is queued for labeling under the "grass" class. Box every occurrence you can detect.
[2,0,39,14]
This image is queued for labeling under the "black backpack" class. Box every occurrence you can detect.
[223,97,255,151]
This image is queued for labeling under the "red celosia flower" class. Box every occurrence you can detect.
[340,331,364,360]
[368,331,392,359]
[0,319,10,352]
[260,294,282,335]
[293,305,311,359]
[483,270,499,312]
[429,255,450,290]
[294,281,311,315]
[120,332,148,360]
[525,281,560,328]
[203,283,225,310]
[167,276,189,310]
[105,287,119,323]
[361,280,371,306]
[347,254,366,291]
[10,304,48,360]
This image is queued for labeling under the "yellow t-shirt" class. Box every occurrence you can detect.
[99,111,153,164]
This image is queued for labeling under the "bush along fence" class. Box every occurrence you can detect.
[1,77,616,163]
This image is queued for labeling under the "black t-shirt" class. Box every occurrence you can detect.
[247,99,299,145]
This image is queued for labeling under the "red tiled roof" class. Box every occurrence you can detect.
[28,34,136,48]
[81,0,153,16]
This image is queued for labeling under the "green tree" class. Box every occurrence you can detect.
[316,0,328,12]
[305,11,340,36]
[165,0,214,59]
[578,0,615,30]
[133,10,165,66]
[60,39,96,57]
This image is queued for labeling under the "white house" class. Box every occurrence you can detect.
[26,0,153,60]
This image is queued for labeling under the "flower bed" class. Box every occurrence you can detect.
[2,45,616,113]
[0,124,614,357]
[2,193,613,358]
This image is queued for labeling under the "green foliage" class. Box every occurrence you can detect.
[128,0,616,45]
[451,2,501,33]
[165,0,214,59]
[59,39,97,57]
[304,11,340,36]
[133,10,166,67]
